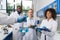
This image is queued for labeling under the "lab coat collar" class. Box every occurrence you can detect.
[27,17,34,20]
[46,18,53,22]
[15,11,22,15]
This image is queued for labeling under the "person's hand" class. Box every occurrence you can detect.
[35,28,42,32]
[42,26,51,32]
[17,16,27,23]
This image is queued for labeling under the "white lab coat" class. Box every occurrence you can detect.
[40,18,57,40]
[23,17,37,40]
[10,11,23,40]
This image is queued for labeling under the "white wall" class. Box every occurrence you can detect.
[0,0,6,13]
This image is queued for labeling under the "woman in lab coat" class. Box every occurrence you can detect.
[10,6,23,40]
[40,8,57,40]
[23,9,37,40]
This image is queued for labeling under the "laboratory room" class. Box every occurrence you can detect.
[0,0,60,40]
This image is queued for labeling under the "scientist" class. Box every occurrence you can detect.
[40,8,57,40]
[23,9,37,40]
[0,5,24,40]
[10,5,23,40]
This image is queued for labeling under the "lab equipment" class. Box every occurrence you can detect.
[36,20,40,24]
[3,26,8,34]
[36,10,44,18]
[35,20,40,27]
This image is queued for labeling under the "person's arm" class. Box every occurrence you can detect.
[0,16,16,25]
[41,21,57,37]
[0,13,27,25]
[0,13,17,25]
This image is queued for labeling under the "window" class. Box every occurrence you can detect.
[22,0,32,15]
[7,0,21,15]
[15,0,21,9]
[0,0,6,13]
[7,0,14,15]
[0,0,32,15]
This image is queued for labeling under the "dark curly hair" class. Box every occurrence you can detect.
[44,8,57,20]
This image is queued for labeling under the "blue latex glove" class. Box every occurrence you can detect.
[17,16,27,23]
[42,26,51,32]
[19,27,29,33]
[35,27,42,32]
[22,28,29,33]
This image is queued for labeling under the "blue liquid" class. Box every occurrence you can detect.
[19,27,29,33]
[24,28,29,32]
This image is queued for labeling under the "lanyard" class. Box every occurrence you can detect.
[45,35,46,40]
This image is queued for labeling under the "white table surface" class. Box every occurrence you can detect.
[0,27,12,40]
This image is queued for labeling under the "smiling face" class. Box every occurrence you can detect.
[46,11,52,19]
[45,8,57,20]
[17,6,22,12]
[28,9,33,18]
